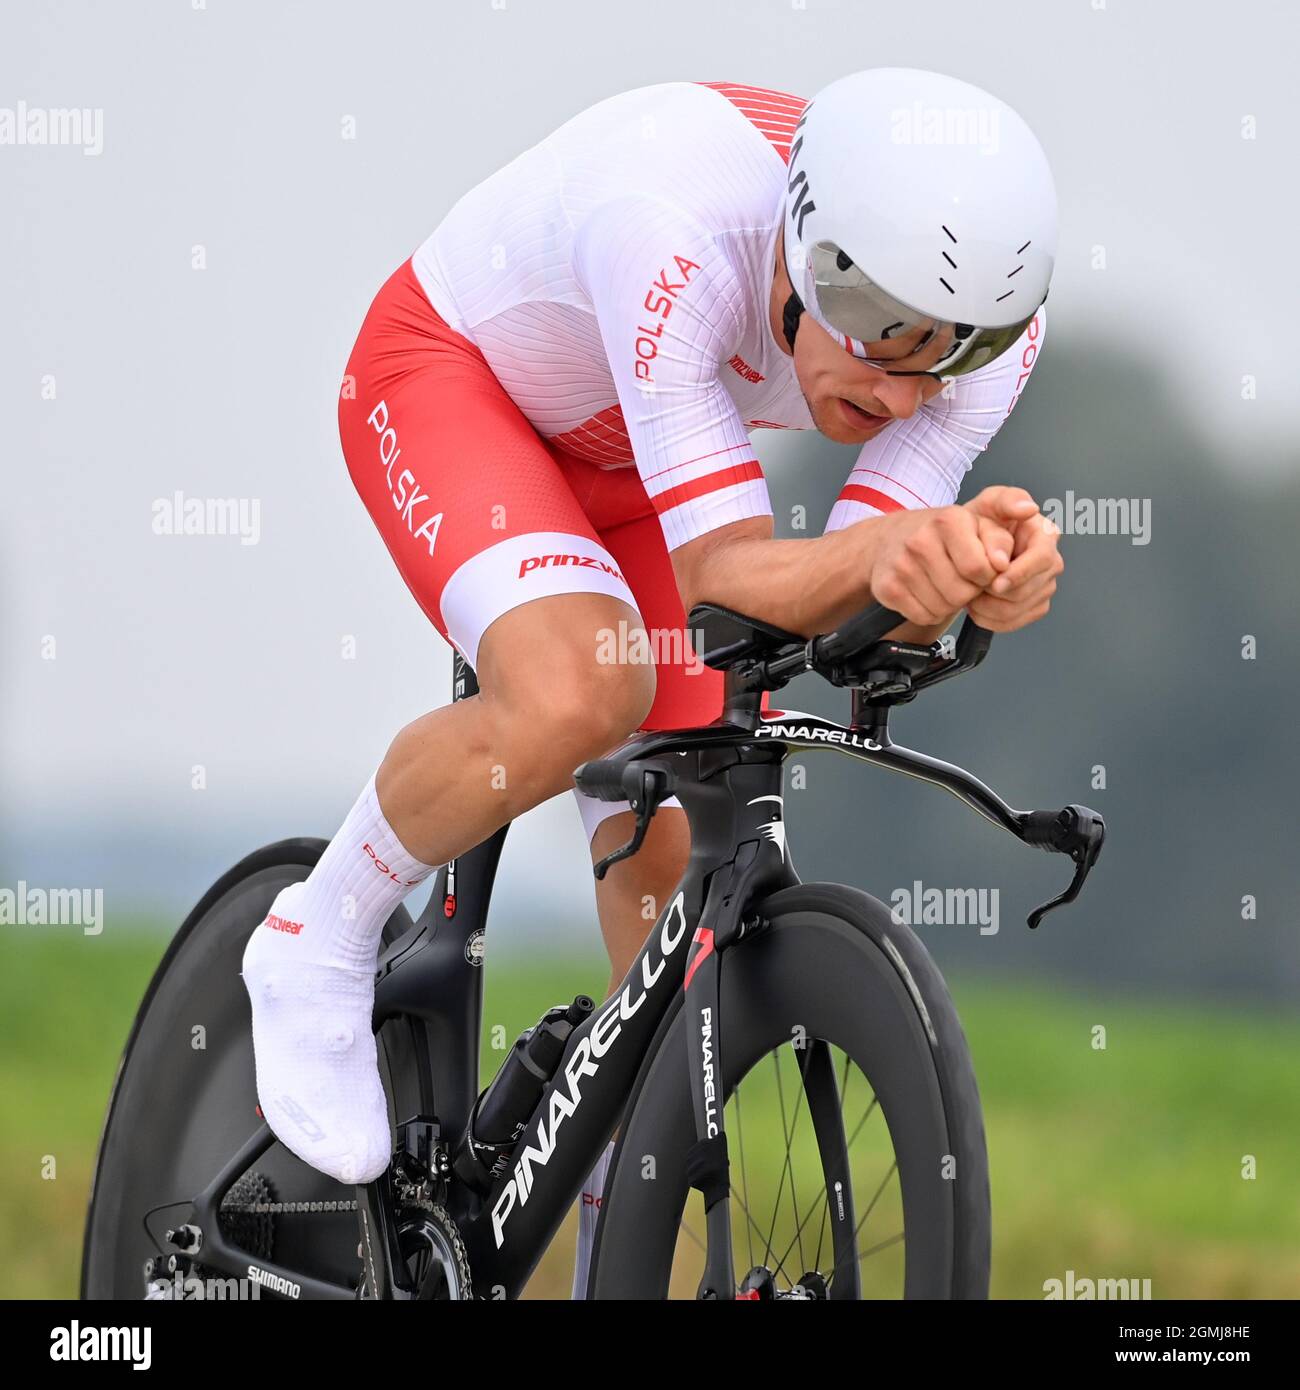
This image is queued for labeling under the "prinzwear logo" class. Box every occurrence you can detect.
[518,553,625,583]
[247,1264,302,1299]
[727,353,764,383]
[491,892,690,1247]
[49,1322,151,1370]
[266,913,304,935]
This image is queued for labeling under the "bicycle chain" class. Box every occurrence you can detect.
[218,1199,358,1215]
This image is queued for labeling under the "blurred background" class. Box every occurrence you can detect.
[3,0,1297,1299]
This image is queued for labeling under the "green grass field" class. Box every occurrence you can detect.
[2,932,1296,1300]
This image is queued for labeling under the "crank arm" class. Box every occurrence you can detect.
[355,1168,417,1299]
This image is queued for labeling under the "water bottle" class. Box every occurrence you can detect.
[453,996,594,1192]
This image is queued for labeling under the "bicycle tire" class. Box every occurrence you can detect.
[589,882,990,1299]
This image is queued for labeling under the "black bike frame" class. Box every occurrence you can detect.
[369,657,806,1297]
[368,674,1041,1297]
[190,632,1099,1299]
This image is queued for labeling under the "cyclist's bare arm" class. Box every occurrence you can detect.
[672,487,1042,642]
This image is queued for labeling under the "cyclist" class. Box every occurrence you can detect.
[241,68,1064,1296]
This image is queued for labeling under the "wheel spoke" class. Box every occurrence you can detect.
[771,1180,829,1277]
[857,1229,906,1261]
[675,1041,914,1300]
[845,1094,881,1150]
[762,1045,810,1282]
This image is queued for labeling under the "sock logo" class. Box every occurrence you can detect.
[277,1095,326,1142]
[265,913,304,935]
[362,843,425,887]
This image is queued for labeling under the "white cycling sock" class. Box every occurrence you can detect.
[571,1139,615,1299]
[241,772,436,1185]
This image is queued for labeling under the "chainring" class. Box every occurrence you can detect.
[357,1198,472,1300]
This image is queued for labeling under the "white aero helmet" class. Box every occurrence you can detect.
[782,68,1057,376]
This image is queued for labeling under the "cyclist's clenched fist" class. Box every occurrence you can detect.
[866,494,1025,627]
[963,486,1064,633]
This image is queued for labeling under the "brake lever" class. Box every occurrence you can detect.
[592,767,674,880]
[1020,804,1106,929]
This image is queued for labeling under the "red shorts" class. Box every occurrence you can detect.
[338,260,723,732]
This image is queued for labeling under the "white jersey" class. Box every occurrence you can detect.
[412,81,1044,552]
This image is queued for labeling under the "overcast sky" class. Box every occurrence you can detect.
[3,0,1296,937]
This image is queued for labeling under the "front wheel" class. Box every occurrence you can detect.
[590,883,990,1299]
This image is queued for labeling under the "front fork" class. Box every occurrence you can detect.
[678,763,790,1299]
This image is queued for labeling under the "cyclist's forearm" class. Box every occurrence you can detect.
[677,517,952,639]
[675,525,866,635]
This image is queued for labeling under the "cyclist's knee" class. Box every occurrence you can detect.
[478,597,656,769]
[533,645,655,762]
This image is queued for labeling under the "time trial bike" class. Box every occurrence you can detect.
[81,600,1104,1300]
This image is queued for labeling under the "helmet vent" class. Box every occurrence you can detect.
[940,227,959,297]
[995,247,1031,303]
[937,230,1035,307]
